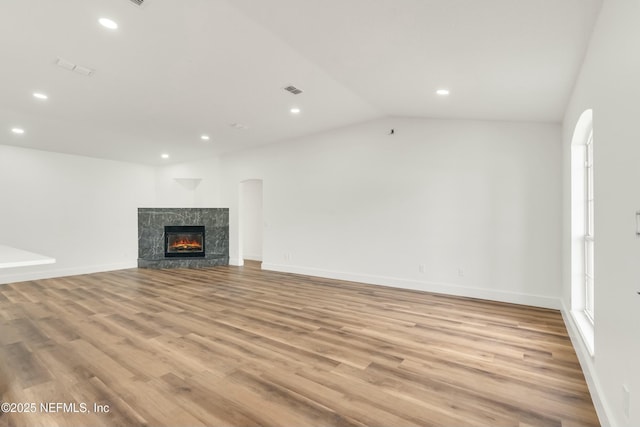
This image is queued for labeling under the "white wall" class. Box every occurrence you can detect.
[562,1,640,425]
[0,145,155,284]
[0,148,222,285]
[240,179,263,261]
[154,156,221,207]
[221,117,562,308]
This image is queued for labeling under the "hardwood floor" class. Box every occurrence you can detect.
[0,262,598,426]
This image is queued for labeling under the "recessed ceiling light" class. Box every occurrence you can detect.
[33,92,48,100]
[290,107,301,114]
[99,18,118,30]
[161,153,169,159]
[200,135,210,141]
[436,89,450,96]
[11,128,25,134]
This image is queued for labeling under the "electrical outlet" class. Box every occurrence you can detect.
[623,384,630,418]
[418,264,425,273]
[458,268,464,277]
[284,253,292,261]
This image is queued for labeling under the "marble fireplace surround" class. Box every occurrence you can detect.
[138,208,229,269]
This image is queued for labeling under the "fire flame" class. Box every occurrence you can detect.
[169,238,202,251]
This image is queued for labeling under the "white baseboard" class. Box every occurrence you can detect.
[561,301,612,427]
[0,261,137,285]
[261,263,560,310]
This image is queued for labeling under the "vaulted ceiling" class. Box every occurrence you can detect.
[0,0,602,165]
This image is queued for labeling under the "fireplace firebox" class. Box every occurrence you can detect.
[164,225,205,258]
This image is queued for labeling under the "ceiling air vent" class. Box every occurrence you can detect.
[55,58,95,77]
[129,0,144,6]
[284,85,303,95]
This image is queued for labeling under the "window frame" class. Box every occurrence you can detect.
[583,130,594,323]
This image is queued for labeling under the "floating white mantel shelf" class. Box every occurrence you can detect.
[0,245,56,269]
[174,178,202,190]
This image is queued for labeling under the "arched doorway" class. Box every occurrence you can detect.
[239,179,263,264]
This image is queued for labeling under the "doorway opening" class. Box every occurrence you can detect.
[239,179,263,265]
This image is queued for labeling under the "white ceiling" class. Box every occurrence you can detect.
[0,0,602,165]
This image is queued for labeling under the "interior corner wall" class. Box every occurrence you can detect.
[220,117,562,308]
[561,1,640,426]
[0,145,156,284]
[154,156,221,208]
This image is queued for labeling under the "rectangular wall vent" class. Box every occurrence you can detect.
[55,58,95,77]
[129,0,144,6]
[284,85,303,95]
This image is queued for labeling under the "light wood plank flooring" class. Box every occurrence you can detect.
[0,261,598,426]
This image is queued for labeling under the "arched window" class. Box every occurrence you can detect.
[570,109,594,354]
[584,129,594,321]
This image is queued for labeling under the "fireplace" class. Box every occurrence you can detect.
[164,225,205,258]
[139,208,228,269]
